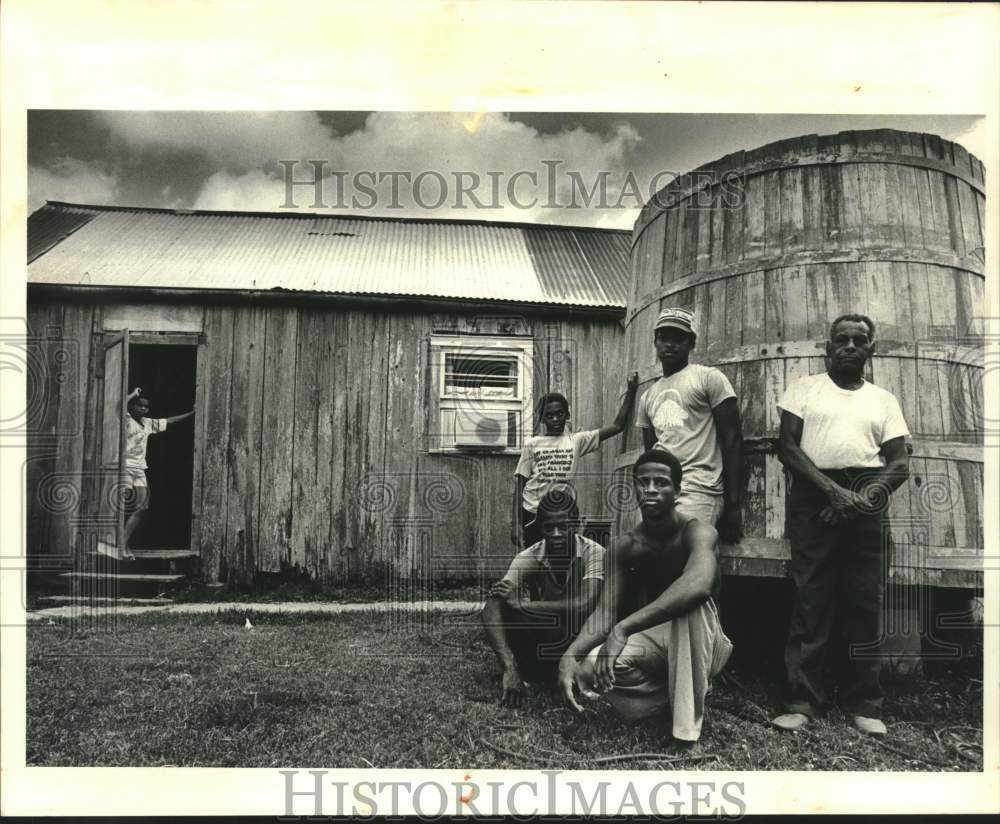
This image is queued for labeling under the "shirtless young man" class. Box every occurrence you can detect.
[557,449,733,742]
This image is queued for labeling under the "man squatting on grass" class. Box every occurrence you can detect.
[512,373,639,549]
[558,450,733,743]
[483,488,606,707]
[771,314,910,737]
[638,308,743,545]
[122,387,195,560]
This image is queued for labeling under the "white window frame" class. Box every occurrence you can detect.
[429,334,534,454]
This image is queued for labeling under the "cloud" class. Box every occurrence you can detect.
[31,112,988,230]
[592,208,639,231]
[185,112,645,226]
[96,111,341,172]
[158,184,186,210]
[192,169,287,211]
[28,157,120,212]
[948,117,987,162]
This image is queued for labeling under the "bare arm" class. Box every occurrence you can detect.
[597,372,639,441]
[777,411,832,493]
[614,523,717,638]
[164,410,195,425]
[862,436,910,502]
[777,411,866,521]
[482,596,518,670]
[561,538,630,663]
[711,397,744,543]
[587,522,717,694]
[517,577,602,619]
[558,527,718,707]
[481,594,526,707]
[511,475,526,547]
[642,427,656,451]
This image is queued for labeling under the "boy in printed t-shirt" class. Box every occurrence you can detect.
[120,387,195,560]
[512,372,639,548]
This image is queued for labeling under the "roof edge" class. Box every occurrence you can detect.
[38,200,632,235]
[26,282,628,315]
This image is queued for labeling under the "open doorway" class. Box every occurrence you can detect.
[127,343,197,549]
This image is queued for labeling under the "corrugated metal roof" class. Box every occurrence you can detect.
[27,205,98,263]
[27,202,629,308]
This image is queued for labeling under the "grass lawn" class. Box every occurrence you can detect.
[27,609,982,770]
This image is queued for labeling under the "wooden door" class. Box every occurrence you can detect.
[96,330,129,557]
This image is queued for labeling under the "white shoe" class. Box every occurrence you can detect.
[852,715,887,736]
[771,712,810,731]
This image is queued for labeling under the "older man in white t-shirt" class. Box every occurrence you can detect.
[771,314,910,737]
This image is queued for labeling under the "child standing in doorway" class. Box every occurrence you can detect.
[512,372,638,548]
[120,387,194,560]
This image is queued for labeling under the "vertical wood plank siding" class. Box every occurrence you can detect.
[25,302,96,565]
[199,306,233,583]
[26,297,626,585]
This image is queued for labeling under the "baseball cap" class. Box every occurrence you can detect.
[654,307,697,337]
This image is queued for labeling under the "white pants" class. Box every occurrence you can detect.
[674,489,724,527]
[580,600,732,741]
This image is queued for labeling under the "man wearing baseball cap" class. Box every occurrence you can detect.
[636,308,743,545]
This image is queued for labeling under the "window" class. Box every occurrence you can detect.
[444,353,518,397]
[429,335,534,453]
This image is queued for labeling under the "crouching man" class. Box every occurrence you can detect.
[482,488,605,707]
[558,450,733,743]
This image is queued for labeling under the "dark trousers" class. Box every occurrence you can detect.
[501,602,580,683]
[784,469,889,718]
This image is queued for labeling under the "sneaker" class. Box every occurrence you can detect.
[771,712,810,731]
[852,715,887,736]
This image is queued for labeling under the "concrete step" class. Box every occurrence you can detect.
[122,549,198,560]
[60,572,184,583]
[91,542,197,562]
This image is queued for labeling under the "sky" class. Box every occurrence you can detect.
[27,111,986,230]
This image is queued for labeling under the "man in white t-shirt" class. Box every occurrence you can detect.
[637,308,743,544]
[771,314,910,737]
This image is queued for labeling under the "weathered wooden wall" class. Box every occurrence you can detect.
[618,129,985,587]
[26,296,627,586]
[24,302,98,572]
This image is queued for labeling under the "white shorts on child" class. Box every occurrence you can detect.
[125,467,148,488]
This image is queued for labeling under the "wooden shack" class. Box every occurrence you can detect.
[26,202,630,587]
